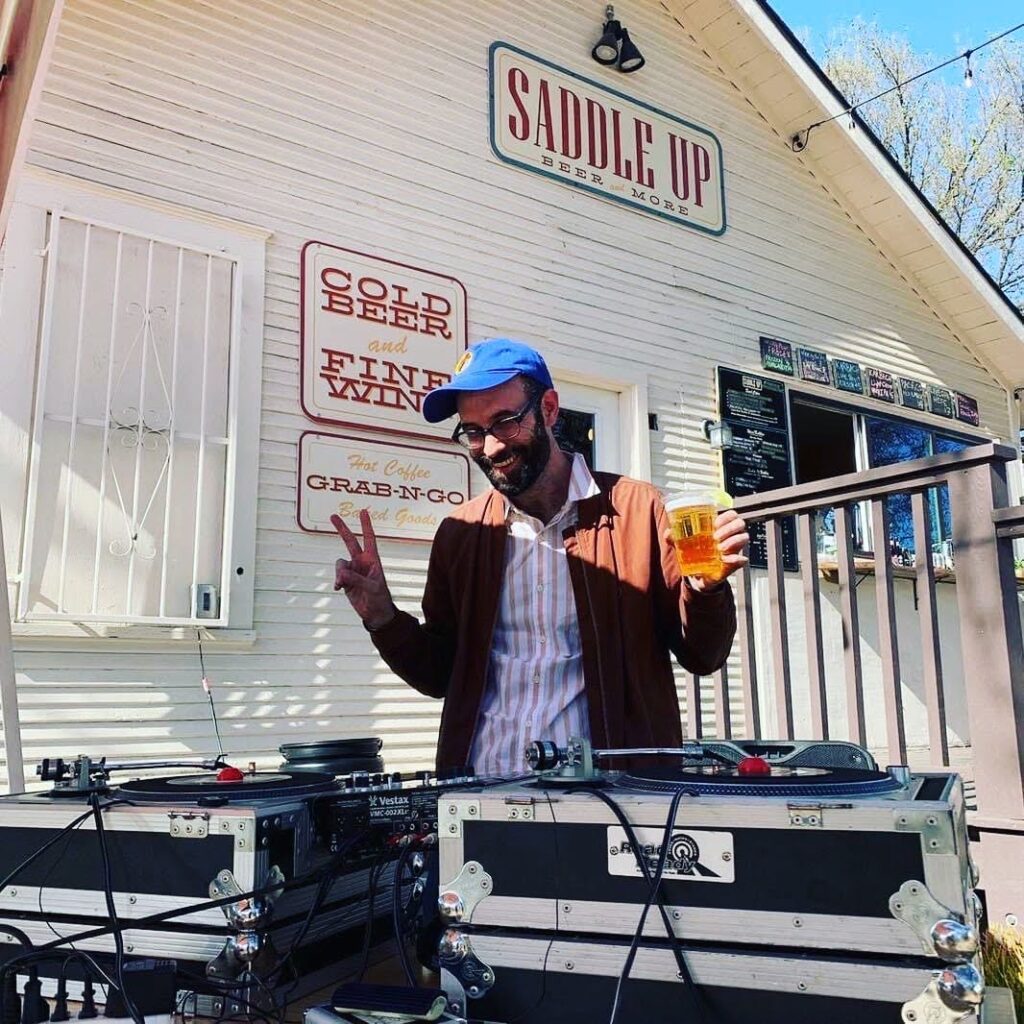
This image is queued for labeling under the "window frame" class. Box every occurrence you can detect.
[787,388,986,555]
[5,169,269,637]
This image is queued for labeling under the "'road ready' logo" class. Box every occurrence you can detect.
[607,827,734,884]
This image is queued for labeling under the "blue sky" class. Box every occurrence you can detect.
[768,0,1022,59]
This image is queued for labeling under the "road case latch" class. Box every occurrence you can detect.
[168,811,210,838]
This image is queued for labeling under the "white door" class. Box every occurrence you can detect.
[552,379,624,474]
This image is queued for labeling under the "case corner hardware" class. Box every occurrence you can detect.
[168,810,210,838]
[206,866,285,981]
[438,929,495,999]
[787,803,824,827]
[438,861,493,924]
[894,809,956,855]
[889,880,977,959]
[440,799,481,838]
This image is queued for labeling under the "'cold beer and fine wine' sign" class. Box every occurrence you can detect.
[489,42,726,236]
[298,432,471,542]
[301,243,468,438]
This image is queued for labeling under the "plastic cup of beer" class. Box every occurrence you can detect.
[665,489,730,581]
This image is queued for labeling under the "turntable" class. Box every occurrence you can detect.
[0,741,434,1011]
[437,737,984,1024]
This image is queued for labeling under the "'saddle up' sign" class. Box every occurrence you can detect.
[301,243,468,438]
[489,42,726,235]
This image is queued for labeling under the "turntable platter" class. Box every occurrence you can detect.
[621,763,902,797]
[118,770,338,802]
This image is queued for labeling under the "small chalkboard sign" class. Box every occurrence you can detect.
[759,336,794,376]
[955,392,980,427]
[866,367,895,403]
[797,348,830,385]
[832,359,863,395]
[718,368,788,429]
[717,367,798,572]
[929,385,954,418]
[898,377,927,411]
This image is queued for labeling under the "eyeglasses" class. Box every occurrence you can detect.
[451,395,541,451]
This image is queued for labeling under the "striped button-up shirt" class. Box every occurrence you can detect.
[468,453,602,776]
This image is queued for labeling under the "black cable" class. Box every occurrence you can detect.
[356,848,391,982]
[249,972,284,1024]
[607,788,686,1024]
[8,837,361,959]
[271,829,373,1003]
[0,853,346,1024]
[37,812,93,952]
[0,801,127,894]
[173,968,276,1024]
[390,839,422,988]
[57,951,114,1000]
[585,787,702,1020]
[0,925,32,950]
[90,794,144,1024]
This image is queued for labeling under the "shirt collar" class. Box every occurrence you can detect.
[503,452,600,524]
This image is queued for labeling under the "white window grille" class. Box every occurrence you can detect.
[10,181,265,628]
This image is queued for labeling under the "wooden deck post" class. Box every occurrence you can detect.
[949,460,1024,821]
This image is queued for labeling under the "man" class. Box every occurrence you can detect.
[332,339,748,775]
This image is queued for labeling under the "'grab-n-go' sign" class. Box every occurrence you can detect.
[489,42,726,235]
[297,432,471,542]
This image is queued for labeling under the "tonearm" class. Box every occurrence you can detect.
[37,754,230,793]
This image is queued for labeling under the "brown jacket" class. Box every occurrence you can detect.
[369,472,737,771]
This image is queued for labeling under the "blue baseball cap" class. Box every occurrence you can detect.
[422,338,553,423]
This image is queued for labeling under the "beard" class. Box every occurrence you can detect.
[472,419,552,497]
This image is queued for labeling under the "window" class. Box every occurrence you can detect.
[554,407,596,470]
[865,417,967,557]
[3,174,266,629]
[789,393,980,560]
[552,379,626,474]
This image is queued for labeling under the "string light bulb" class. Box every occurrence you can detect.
[789,19,1023,151]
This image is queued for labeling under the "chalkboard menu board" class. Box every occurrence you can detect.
[717,368,797,571]
[798,348,830,385]
[955,392,980,427]
[929,385,954,418]
[898,377,927,411]
[759,336,794,375]
[832,359,864,394]
[866,368,895,403]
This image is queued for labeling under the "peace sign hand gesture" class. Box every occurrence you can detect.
[331,509,397,631]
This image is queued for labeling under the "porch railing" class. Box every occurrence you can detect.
[685,442,1024,825]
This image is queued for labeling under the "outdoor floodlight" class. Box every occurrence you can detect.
[592,5,622,65]
[617,28,645,72]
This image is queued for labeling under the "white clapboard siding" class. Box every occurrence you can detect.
[0,0,1011,784]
